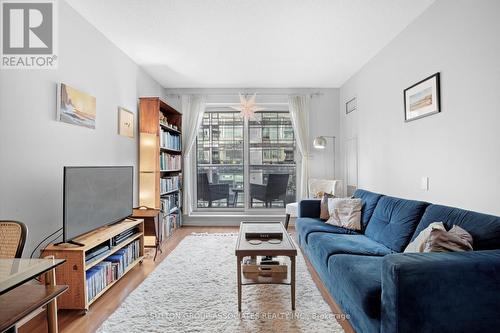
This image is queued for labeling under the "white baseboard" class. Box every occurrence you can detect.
[183,214,296,226]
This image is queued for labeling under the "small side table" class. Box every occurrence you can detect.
[284,202,298,230]
[231,188,244,208]
[131,208,161,260]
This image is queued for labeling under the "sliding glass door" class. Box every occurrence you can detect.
[196,112,244,208]
[248,112,296,208]
[196,110,296,211]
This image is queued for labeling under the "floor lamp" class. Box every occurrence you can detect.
[313,136,336,178]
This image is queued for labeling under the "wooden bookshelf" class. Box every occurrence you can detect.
[139,97,183,249]
[42,219,144,311]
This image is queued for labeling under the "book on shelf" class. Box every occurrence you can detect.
[160,153,181,171]
[160,193,180,214]
[160,175,181,194]
[245,224,284,240]
[85,240,141,302]
[160,211,182,241]
[159,130,181,151]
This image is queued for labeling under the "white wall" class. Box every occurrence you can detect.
[0,0,164,257]
[339,0,500,215]
[165,88,339,225]
[165,87,340,180]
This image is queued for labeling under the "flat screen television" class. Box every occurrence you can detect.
[63,166,133,243]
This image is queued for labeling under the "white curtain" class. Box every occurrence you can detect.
[288,95,311,199]
[181,95,206,214]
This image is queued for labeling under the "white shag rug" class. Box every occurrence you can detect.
[97,233,344,333]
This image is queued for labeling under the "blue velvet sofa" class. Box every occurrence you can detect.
[296,189,500,333]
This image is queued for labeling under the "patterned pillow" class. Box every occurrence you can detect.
[405,222,445,253]
[325,198,362,231]
[405,223,473,253]
[423,225,473,252]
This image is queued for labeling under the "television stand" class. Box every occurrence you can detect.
[42,219,144,310]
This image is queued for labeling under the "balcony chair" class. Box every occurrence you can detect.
[250,174,290,208]
[197,173,230,207]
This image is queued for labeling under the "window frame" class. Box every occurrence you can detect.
[192,105,298,214]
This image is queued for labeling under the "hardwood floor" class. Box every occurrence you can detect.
[21,227,237,333]
[21,226,354,333]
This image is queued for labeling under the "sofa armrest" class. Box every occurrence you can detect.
[298,199,321,218]
[381,250,500,333]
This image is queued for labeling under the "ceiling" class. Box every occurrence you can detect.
[66,0,435,88]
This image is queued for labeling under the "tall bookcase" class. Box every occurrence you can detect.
[139,97,183,243]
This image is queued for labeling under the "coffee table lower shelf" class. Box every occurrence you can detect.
[236,254,296,312]
[241,272,291,285]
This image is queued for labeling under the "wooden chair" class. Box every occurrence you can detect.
[0,220,27,258]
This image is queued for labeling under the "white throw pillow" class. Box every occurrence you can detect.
[404,222,445,253]
[326,198,362,231]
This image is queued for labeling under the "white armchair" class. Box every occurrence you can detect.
[284,179,343,229]
[308,178,343,198]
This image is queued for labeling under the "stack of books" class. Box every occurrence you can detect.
[160,153,181,170]
[160,193,179,213]
[161,212,182,241]
[85,240,141,302]
[160,130,181,151]
[160,175,180,193]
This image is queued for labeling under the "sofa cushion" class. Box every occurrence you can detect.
[328,254,384,332]
[412,204,500,251]
[365,196,429,252]
[352,189,384,232]
[295,217,359,246]
[307,233,394,266]
[298,199,321,218]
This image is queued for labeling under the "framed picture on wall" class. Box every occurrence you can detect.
[57,83,96,129]
[404,72,441,122]
[118,107,134,138]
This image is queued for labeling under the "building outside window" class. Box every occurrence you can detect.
[196,110,296,210]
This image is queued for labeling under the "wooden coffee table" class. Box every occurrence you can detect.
[235,221,297,311]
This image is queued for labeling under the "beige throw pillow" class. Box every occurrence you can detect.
[423,225,473,252]
[325,198,362,231]
[404,222,445,253]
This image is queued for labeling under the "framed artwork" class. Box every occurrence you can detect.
[57,83,96,129]
[404,72,441,122]
[118,107,134,138]
[346,96,357,114]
